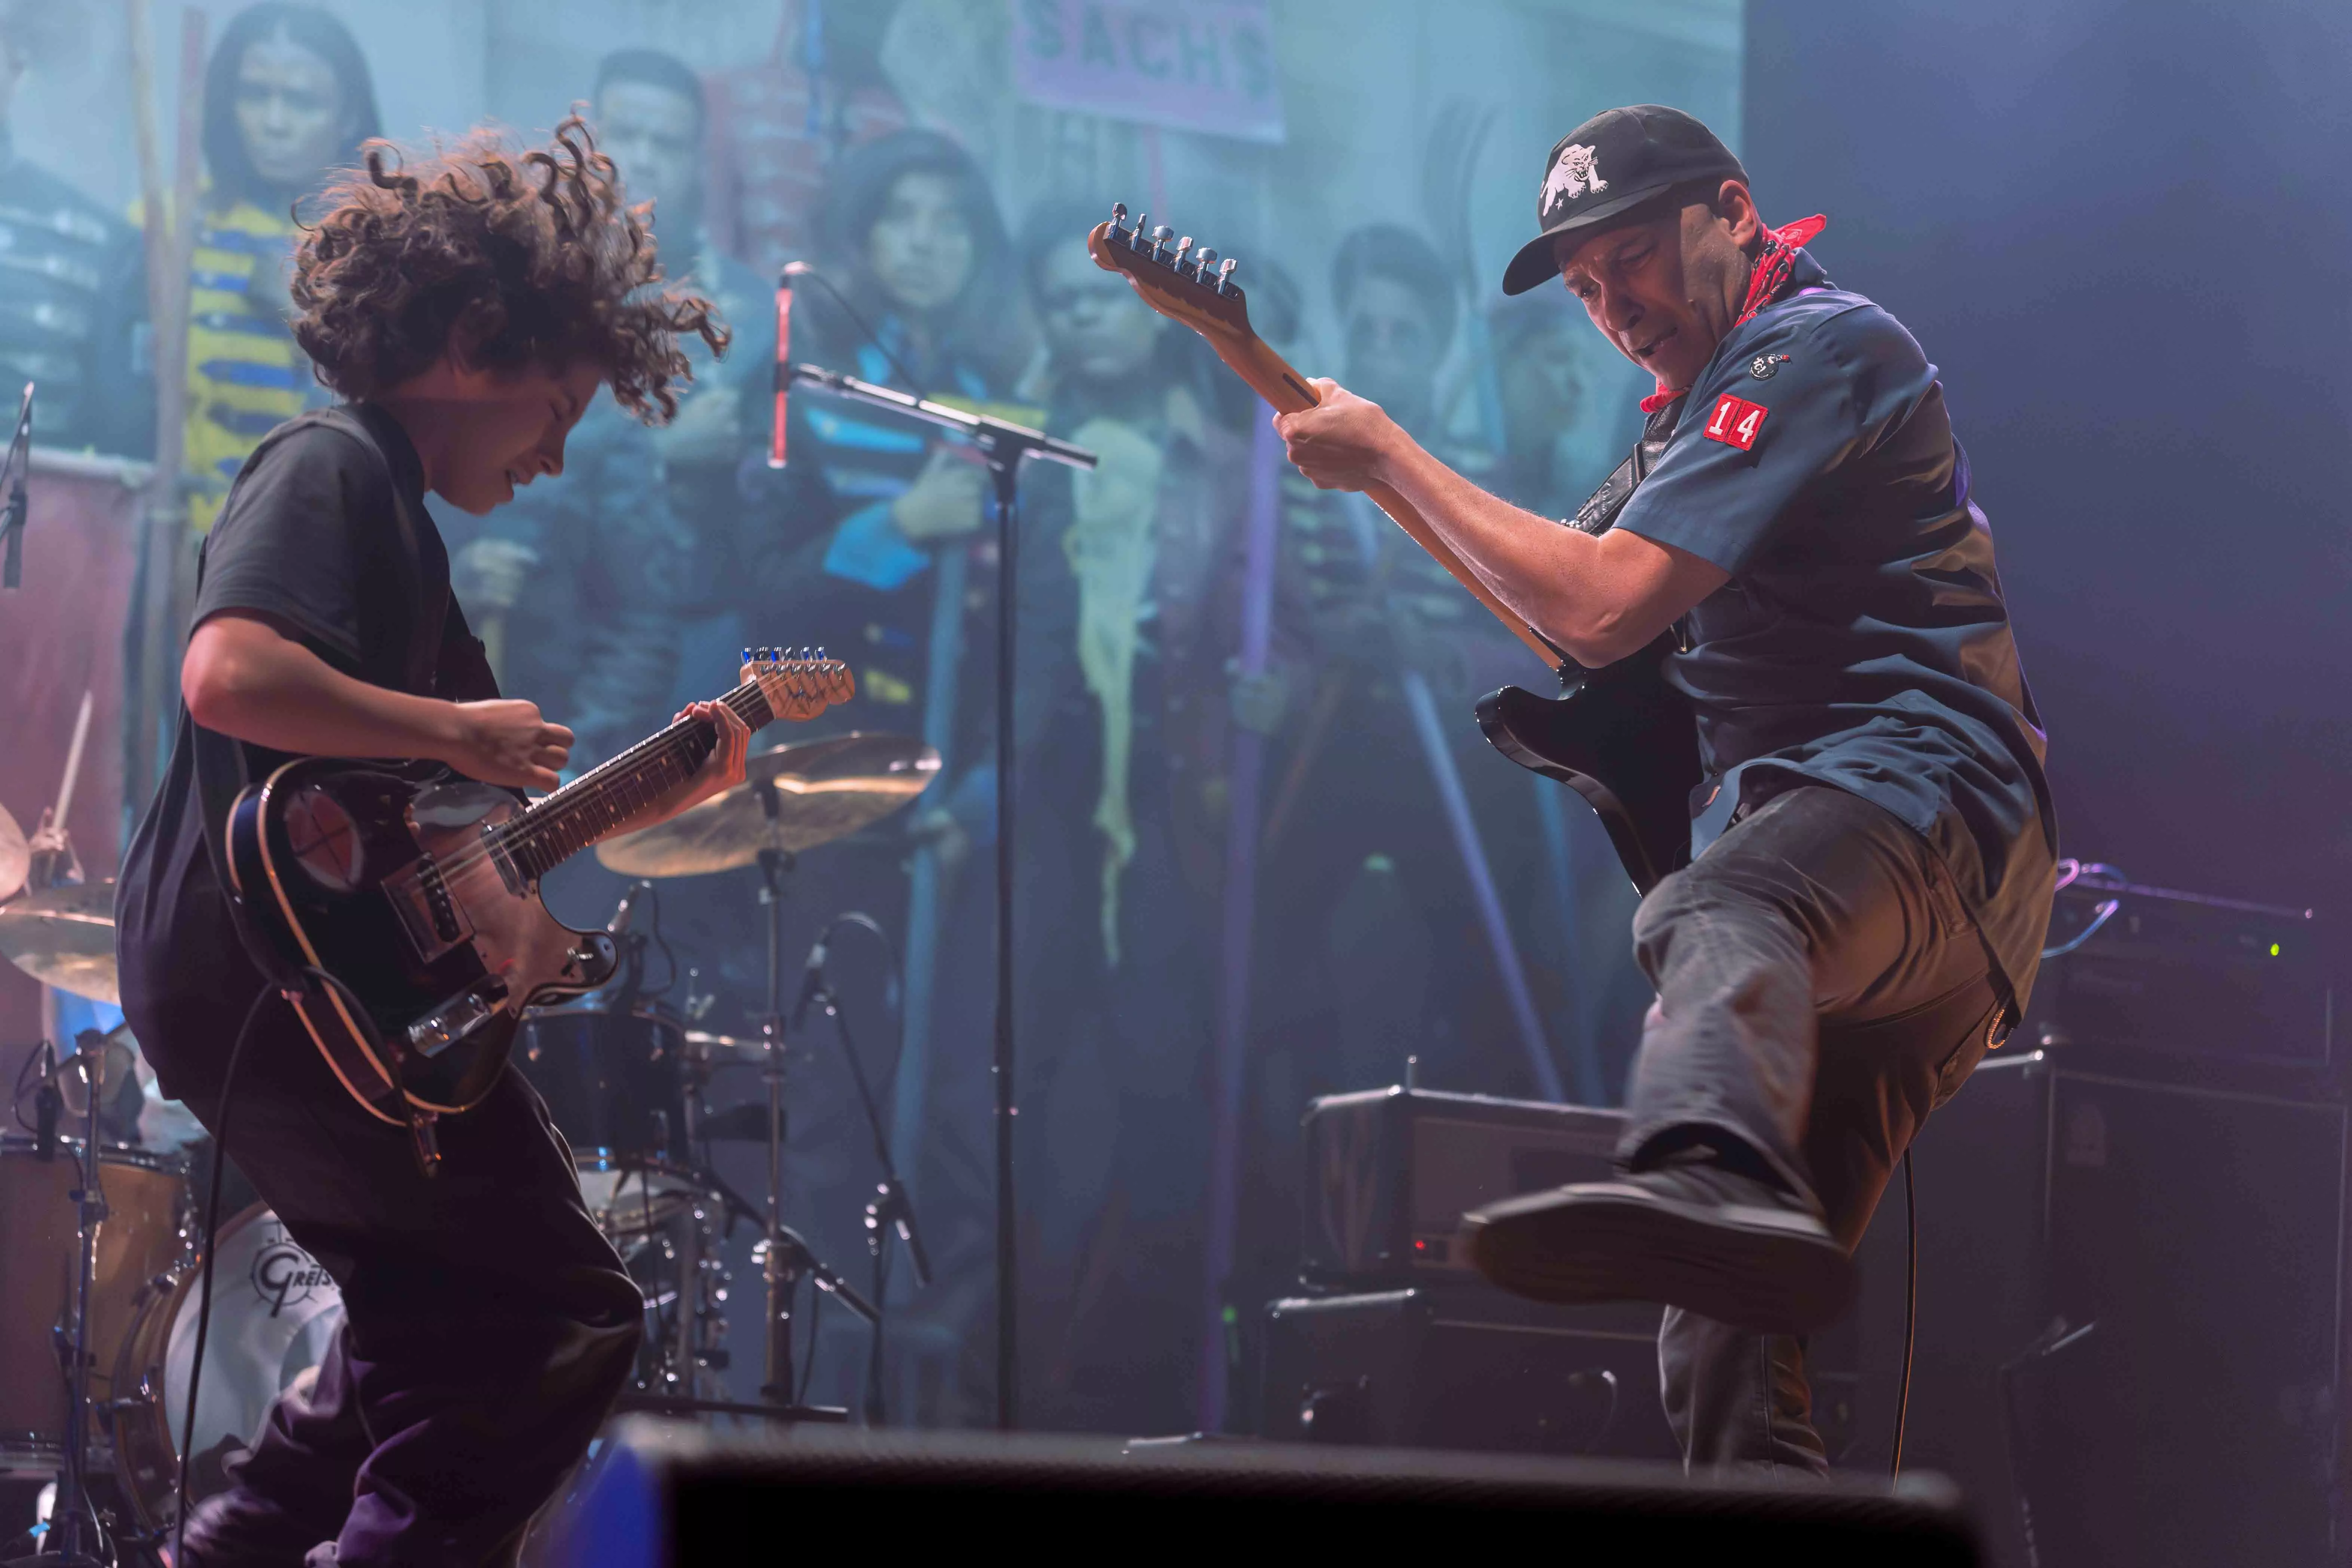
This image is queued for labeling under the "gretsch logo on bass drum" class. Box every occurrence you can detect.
[251,1226,334,1317]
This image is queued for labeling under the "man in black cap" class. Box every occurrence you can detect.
[1273,104,2055,1474]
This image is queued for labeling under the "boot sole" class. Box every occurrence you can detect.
[1465,1181,1855,1334]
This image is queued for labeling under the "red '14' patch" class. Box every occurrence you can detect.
[1704,393,1768,451]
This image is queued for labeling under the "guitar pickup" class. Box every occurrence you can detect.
[407,977,510,1059]
[385,854,474,964]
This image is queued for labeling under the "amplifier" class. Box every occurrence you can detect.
[1260,1284,1676,1460]
[1302,1087,1623,1287]
[2023,863,2327,1068]
[538,1418,1984,1562]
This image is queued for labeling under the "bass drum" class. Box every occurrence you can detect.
[111,1203,345,1535]
[0,1136,188,1476]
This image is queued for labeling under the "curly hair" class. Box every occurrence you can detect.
[290,115,726,421]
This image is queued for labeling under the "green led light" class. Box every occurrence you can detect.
[2270,943,2282,957]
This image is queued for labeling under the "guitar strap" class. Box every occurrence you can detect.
[1540,398,1687,677]
[1568,398,1681,540]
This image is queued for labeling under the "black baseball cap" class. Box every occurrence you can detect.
[1499,104,1748,296]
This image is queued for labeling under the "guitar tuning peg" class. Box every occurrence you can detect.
[1192,246,1218,280]
[1171,236,1194,269]
[1148,223,1171,258]
[739,646,754,665]
[1217,257,1239,293]
[1111,201,1128,229]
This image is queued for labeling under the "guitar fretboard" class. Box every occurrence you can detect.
[493,681,774,883]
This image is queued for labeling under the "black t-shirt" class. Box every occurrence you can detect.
[1614,250,2058,1006]
[114,403,496,1097]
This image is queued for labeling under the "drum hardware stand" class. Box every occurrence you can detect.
[753,809,800,1405]
[783,361,1096,1428]
[11,1034,114,1568]
[743,794,873,1410]
[615,1173,873,1424]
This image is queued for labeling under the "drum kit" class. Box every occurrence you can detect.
[0,732,936,1562]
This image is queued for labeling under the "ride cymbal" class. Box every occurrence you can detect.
[596,732,938,878]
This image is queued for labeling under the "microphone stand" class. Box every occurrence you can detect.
[801,936,932,1424]
[782,361,1094,1431]
[10,1038,108,1567]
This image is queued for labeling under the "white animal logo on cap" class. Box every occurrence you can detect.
[1541,143,1608,220]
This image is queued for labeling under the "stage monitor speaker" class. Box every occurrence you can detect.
[538,1419,1984,1564]
[1848,1052,2343,1568]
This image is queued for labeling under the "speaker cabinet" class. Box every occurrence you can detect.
[1851,1052,2344,1568]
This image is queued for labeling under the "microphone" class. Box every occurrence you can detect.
[31,1041,58,1159]
[607,880,652,938]
[788,931,829,1032]
[768,262,807,469]
[0,381,29,591]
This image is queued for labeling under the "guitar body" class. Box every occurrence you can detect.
[1477,632,1703,897]
[226,756,617,1124]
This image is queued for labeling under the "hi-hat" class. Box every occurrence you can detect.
[0,802,26,904]
[0,880,117,1002]
[596,732,938,878]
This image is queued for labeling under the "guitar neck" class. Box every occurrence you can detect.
[496,681,772,883]
[1201,334,1559,668]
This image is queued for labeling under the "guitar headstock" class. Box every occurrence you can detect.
[740,646,855,723]
[1087,202,1254,346]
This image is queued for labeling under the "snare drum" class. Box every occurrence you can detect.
[111,1202,346,1534]
[0,1136,187,1474]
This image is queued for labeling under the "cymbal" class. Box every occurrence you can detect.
[597,732,939,879]
[0,802,25,903]
[0,880,117,1003]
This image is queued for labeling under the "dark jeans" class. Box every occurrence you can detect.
[128,995,641,1567]
[1620,779,2005,1476]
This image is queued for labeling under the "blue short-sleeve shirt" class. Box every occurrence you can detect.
[1613,249,2058,1005]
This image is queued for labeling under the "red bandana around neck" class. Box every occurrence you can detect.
[1639,214,1829,413]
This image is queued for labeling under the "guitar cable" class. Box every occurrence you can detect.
[1890,1147,1917,1482]
[175,965,386,1565]
[173,980,283,1568]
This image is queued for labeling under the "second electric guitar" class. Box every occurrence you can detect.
[224,649,854,1152]
[1085,206,1699,892]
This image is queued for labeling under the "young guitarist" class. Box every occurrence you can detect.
[115,119,750,1564]
[1272,105,2057,1474]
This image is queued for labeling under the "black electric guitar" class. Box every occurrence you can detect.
[225,650,854,1144]
[1087,205,1699,893]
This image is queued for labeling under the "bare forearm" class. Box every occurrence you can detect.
[183,616,463,762]
[1274,379,1726,668]
[1375,439,1641,663]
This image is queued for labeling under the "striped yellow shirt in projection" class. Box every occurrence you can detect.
[181,199,321,535]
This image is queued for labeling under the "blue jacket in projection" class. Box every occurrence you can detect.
[1613,248,2058,1007]
[769,311,1014,827]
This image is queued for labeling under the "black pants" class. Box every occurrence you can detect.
[1620,780,2005,1476]
[129,996,641,1567]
